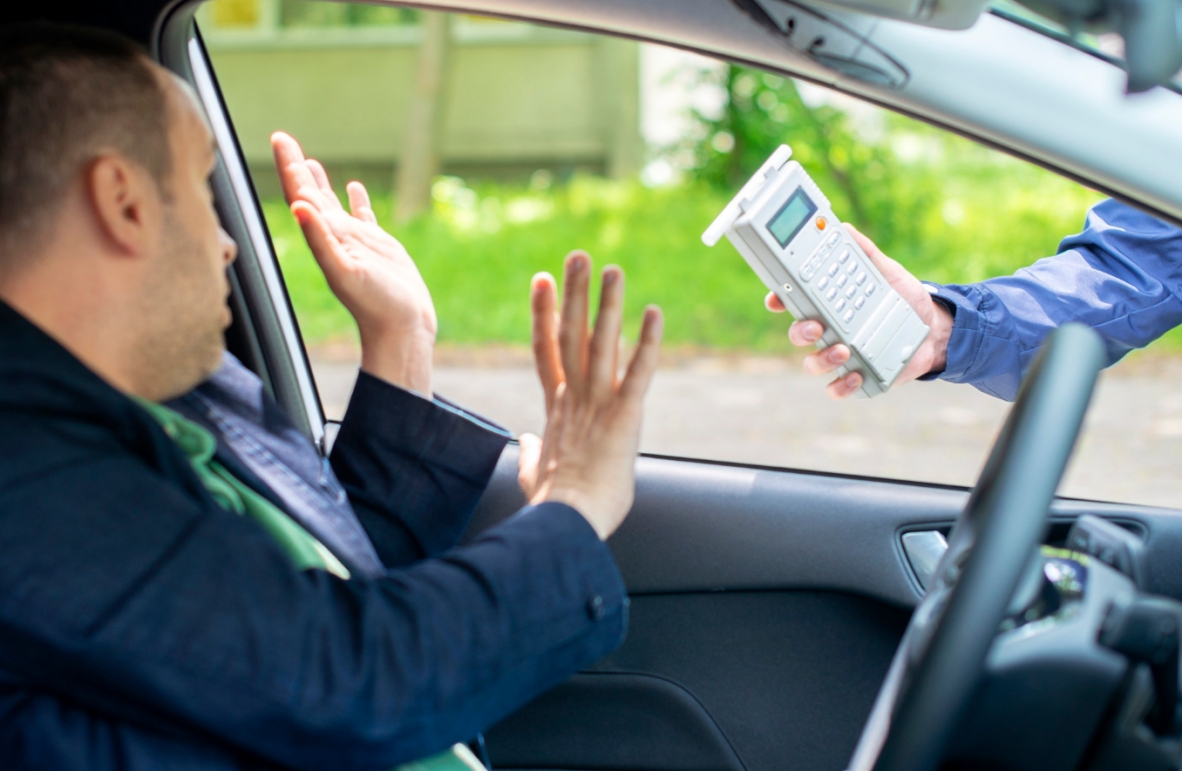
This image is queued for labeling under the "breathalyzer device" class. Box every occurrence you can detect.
[702,145,929,398]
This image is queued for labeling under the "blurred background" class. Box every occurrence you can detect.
[200,0,1182,507]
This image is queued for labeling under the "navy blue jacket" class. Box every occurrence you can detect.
[0,300,629,770]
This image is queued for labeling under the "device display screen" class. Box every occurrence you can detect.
[767,188,817,247]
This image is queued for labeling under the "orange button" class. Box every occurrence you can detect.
[816,216,827,231]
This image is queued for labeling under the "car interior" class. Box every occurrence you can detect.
[6,0,1182,769]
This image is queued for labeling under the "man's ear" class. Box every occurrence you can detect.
[85,155,160,258]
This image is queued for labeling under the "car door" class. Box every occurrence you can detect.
[462,450,1182,771]
[141,2,1182,771]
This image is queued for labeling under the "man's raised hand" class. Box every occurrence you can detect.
[516,253,663,540]
[271,131,436,396]
[770,224,952,399]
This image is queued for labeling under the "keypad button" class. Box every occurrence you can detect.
[817,275,830,289]
[843,309,855,324]
[856,271,867,285]
[829,231,841,245]
[845,285,857,299]
[835,298,847,312]
[827,263,840,277]
[865,282,876,296]
[838,249,851,263]
[825,287,838,301]
[846,261,858,275]
[854,296,866,310]
[837,274,848,288]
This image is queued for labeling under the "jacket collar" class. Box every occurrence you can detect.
[0,299,278,511]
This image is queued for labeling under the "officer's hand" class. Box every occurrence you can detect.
[517,253,663,540]
[767,224,952,399]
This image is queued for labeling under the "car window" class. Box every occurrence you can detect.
[201,0,1182,508]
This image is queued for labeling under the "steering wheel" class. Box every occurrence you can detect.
[848,323,1107,771]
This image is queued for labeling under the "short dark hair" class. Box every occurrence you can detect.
[0,23,173,270]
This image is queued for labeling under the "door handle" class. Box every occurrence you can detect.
[901,530,948,592]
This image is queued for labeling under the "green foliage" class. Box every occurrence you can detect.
[279,0,418,28]
[688,67,912,237]
[265,168,1115,352]
[683,64,1104,286]
[262,68,1132,353]
[266,179,788,350]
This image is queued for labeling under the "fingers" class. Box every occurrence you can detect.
[844,223,879,257]
[765,292,787,313]
[270,132,346,217]
[306,159,343,210]
[788,319,825,347]
[588,266,625,395]
[347,181,378,224]
[517,432,542,497]
[826,371,863,400]
[271,132,318,206]
[846,223,902,276]
[293,183,339,215]
[620,305,664,403]
[803,344,850,376]
[531,272,563,413]
[291,201,346,283]
[558,252,591,395]
[804,346,865,397]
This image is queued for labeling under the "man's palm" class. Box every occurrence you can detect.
[271,132,437,394]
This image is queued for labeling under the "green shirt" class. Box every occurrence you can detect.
[133,396,350,579]
[135,397,487,771]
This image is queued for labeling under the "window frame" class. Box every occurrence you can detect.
[159,6,328,447]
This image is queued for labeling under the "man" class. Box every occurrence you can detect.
[776,200,1182,400]
[0,23,663,770]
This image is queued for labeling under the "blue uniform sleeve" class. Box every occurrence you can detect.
[330,372,512,567]
[925,199,1182,400]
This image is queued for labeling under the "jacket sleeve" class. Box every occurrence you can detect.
[0,448,626,771]
[330,371,512,566]
[924,199,1182,400]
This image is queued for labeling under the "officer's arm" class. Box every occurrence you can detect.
[927,199,1182,400]
[780,200,1182,401]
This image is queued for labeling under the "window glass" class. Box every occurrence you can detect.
[202,0,1182,508]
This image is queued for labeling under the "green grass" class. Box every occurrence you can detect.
[268,178,786,349]
[265,167,1166,352]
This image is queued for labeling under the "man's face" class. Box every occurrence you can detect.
[136,65,237,400]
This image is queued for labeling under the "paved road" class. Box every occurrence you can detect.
[312,352,1182,510]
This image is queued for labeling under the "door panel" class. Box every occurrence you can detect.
[488,672,746,771]
[469,451,962,605]
[468,448,1182,771]
[492,593,907,771]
